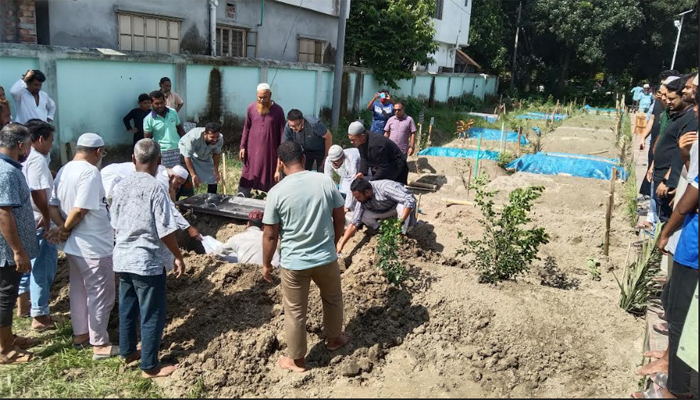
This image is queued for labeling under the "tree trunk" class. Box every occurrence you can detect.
[556,50,570,95]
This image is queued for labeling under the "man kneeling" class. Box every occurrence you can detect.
[336,178,416,254]
[110,139,186,378]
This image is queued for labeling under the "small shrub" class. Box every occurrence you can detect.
[614,224,663,315]
[376,218,410,286]
[457,175,550,284]
[587,258,602,281]
[539,256,580,290]
[497,151,516,169]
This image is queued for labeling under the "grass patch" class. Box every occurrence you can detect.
[0,320,162,398]
[193,149,243,196]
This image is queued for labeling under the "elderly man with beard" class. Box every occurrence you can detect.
[238,83,286,197]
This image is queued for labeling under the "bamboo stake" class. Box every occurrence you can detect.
[441,198,473,206]
[603,167,618,256]
[474,129,484,177]
[516,126,522,157]
[221,152,228,194]
[466,161,473,199]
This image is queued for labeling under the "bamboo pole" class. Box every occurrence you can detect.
[516,126,522,157]
[441,198,473,206]
[408,180,437,190]
[603,167,618,256]
[221,152,228,194]
[474,129,484,177]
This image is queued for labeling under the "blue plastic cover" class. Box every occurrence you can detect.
[516,112,568,121]
[506,152,628,181]
[466,128,530,145]
[582,105,617,113]
[418,147,501,160]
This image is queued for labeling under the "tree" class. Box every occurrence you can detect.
[344,0,438,89]
[467,0,510,77]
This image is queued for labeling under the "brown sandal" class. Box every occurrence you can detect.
[13,335,40,349]
[0,349,34,365]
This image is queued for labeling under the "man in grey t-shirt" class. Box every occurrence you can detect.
[281,109,332,173]
[110,138,185,379]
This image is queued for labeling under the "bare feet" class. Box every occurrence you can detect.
[643,350,666,359]
[637,358,669,376]
[326,332,350,351]
[16,293,30,317]
[278,356,307,373]
[142,364,178,379]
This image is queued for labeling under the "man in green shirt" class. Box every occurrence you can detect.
[143,91,185,168]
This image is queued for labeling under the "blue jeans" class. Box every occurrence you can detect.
[119,270,167,371]
[18,228,59,317]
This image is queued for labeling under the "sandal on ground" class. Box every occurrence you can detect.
[631,375,667,398]
[653,322,668,336]
[12,335,40,349]
[92,345,120,361]
[122,351,141,364]
[73,340,90,350]
[0,349,34,365]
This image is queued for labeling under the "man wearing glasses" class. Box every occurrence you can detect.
[383,102,417,160]
[281,109,332,173]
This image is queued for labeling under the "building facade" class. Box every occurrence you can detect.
[429,0,472,73]
[1,0,345,64]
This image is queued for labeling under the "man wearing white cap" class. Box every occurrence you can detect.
[99,159,200,240]
[324,145,361,211]
[47,133,117,359]
[639,84,654,113]
[238,83,285,196]
[347,120,409,185]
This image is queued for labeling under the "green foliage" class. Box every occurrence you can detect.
[345,0,438,89]
[587,257,602,281]
[457,175,550,283]
[376,218,411,286]
[614,224,663,315]
[497,150,516,169]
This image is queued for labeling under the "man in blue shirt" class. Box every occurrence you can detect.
[262,141,349,373]
[0,123,39,364]
[630,83,644,112]
[651,175,698,399]
[639,84,654,113]
[367,90,394,134]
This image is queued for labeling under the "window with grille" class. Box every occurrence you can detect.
[118,13,180,53]
[216,26,246,57]
[298,38,324,64]
[435,0,444,19]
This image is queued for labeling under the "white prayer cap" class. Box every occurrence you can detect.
[663,76,680,85]
[328,145,344,161]
[693,74,698,86]
[257,83,271,92]
[171,165,189,179]
[347,121,366,136]
[77,133,104,147]
[643,83,650,89]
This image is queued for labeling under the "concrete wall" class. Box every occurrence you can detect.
[0,44,497,162]
[0,0,38,44]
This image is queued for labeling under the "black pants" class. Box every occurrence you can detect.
[304,152,325,172]
[207,184,218,194]
[667,261,699,397]
[0,264,22,327]
[653,182,674,223]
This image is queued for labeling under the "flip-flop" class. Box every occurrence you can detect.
[32,321,57,332]
[73,340,90,350]
[92,345,119,361]
[0,349,34,365]
[12,335,39,349]
[653,322,668,335]
[631,374,667,398]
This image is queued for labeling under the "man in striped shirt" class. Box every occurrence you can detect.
[336,178,416,254]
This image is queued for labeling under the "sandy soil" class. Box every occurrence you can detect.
[45,113,644,398]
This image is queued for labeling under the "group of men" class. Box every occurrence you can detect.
[633,71,698,399]
[0,69,424,375]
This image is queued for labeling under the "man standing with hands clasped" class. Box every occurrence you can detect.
[261,141,349,373]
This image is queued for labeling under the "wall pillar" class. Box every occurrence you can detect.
[314,69,322,117]
[175,61,187,120]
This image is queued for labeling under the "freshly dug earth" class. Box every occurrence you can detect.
[45,114,643,398]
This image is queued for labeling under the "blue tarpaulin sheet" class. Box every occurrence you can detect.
[506,152,628,181]
[418,147,501,160]
[467,112,498,123]
[516,112,568,121]
[465,128,530,145]
[582,105,617,113]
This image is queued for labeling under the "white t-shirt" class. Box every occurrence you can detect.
[50,160,114,258]
[21,147,54,227]
[687,141,698,182]
[101,162,136,199]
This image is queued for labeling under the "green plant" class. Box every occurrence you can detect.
[614,223,663,315]
[376,218,411,286]
[623,162,638,227]
[497,151,517,169]
[587,257,602,281]
[457,175,550,284]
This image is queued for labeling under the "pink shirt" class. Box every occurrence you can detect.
[384,115,417,154]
